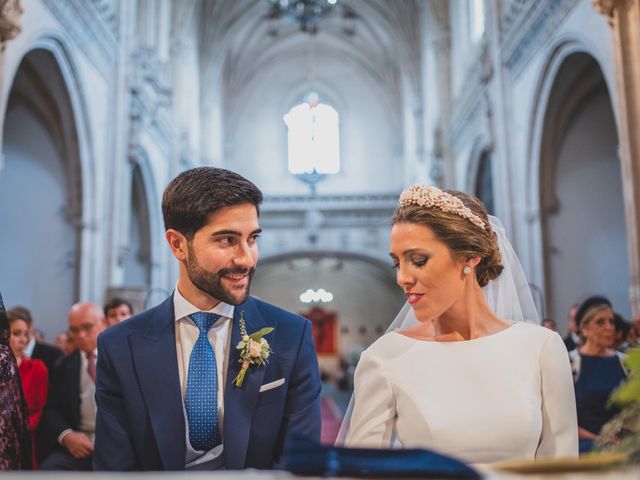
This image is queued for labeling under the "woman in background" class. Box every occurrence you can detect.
[570,296,627,453]
[7,309,48,467]
[0,291,31,470]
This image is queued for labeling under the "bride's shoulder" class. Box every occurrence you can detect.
[508,321,565,349]
[361,330,414,360]
[511,321,556,336]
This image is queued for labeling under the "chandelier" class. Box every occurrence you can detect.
[266,0,339,34]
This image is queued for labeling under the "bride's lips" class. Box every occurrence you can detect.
[406,292,423,305]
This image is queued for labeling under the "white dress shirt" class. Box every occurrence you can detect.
[173,286,234,468]
[24,336,36,357]
[78,349,97,440]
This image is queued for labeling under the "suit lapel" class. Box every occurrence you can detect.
[67,351,82,428]
[130,297,185,470]
[223,298,274,469]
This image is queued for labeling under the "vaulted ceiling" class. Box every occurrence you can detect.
[173,0,430,123]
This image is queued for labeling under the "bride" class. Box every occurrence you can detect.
[338,185,578,464]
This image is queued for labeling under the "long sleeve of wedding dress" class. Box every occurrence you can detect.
[345,349,396,448]
[535,332,579,458]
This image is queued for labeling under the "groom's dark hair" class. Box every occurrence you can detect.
[162,167,263,239]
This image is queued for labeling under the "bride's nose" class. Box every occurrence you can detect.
[396,265,416,289]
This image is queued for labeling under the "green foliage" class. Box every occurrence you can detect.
[612,350,640,405]
[598,349,640,462]
[249,327,274,341]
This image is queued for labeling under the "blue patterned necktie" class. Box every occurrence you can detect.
[185,312,220,451]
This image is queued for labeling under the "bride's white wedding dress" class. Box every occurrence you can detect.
[344,322,578,464]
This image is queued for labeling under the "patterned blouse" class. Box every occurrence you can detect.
[0,292,30,470]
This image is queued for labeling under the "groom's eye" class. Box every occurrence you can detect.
[218,236,236,246]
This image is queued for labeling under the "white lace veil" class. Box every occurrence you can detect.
[335,215,540,445]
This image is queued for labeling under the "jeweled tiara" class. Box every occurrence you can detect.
[399,184,486,230]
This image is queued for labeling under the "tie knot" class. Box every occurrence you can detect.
[190,312,219,334]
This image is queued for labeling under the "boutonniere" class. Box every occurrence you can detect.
[233,311,273,387]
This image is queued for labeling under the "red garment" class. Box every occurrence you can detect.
[18,358,48,468]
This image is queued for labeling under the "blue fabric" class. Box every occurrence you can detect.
[579,439,594,454]
[281,440,480,479]
[575,354,626,452]
[185,312,220,451]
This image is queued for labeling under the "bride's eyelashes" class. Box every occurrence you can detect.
[391,256,429,269]
[410,257,428,268]
[406,253,429,268]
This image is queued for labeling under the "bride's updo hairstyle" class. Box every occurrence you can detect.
[393,184,503,287]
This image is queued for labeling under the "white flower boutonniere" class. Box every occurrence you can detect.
[233,311,273,387]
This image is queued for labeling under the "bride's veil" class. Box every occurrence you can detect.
[335,215,540,445]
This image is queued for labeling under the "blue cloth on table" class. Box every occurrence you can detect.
[281,441,480,478]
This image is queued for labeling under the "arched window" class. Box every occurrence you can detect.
[283,93,340,175]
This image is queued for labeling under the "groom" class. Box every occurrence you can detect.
[94,167,321,470]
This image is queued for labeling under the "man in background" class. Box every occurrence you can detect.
[40,303,106,470]
[103,298,133,327]
[563,303,580,351]
[54,331,75,356]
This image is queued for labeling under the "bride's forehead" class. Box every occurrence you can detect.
[390,222,437,241]
[390,223,449,252]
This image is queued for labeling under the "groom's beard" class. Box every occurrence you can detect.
[186,244,255,306]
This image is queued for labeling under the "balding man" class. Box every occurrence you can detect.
[40,303,106,470]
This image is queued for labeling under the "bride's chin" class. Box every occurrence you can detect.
[411,307,435,324]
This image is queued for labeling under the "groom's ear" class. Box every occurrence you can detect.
[166,229,188,261]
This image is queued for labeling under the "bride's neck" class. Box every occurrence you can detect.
[433,286,508,340]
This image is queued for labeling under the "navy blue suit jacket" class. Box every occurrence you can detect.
[93,296,321,470]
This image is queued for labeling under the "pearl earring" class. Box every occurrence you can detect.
[463,266,472,275]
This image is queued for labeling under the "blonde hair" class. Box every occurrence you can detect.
[577,303,612,342]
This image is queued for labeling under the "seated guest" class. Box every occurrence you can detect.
[613,312,630,351]
[0,292,31,470]
[570,296,627,453]
[10,306,63,373]
[563,303,580,351]
[7,309,48,468]
[103,297,133,327]
[40,303,106,470]
[6,307,60,465]
[542,318,557,331]
[623,322,640,351]
[54,331,75,356]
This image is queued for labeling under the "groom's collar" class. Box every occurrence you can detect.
[172,282,235,323]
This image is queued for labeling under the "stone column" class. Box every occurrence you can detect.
[0,0,21,49]
[432,29,454,187]
[0,0,22,158]
[594,0,640,314]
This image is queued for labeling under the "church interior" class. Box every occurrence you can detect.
[2,0,640,456]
